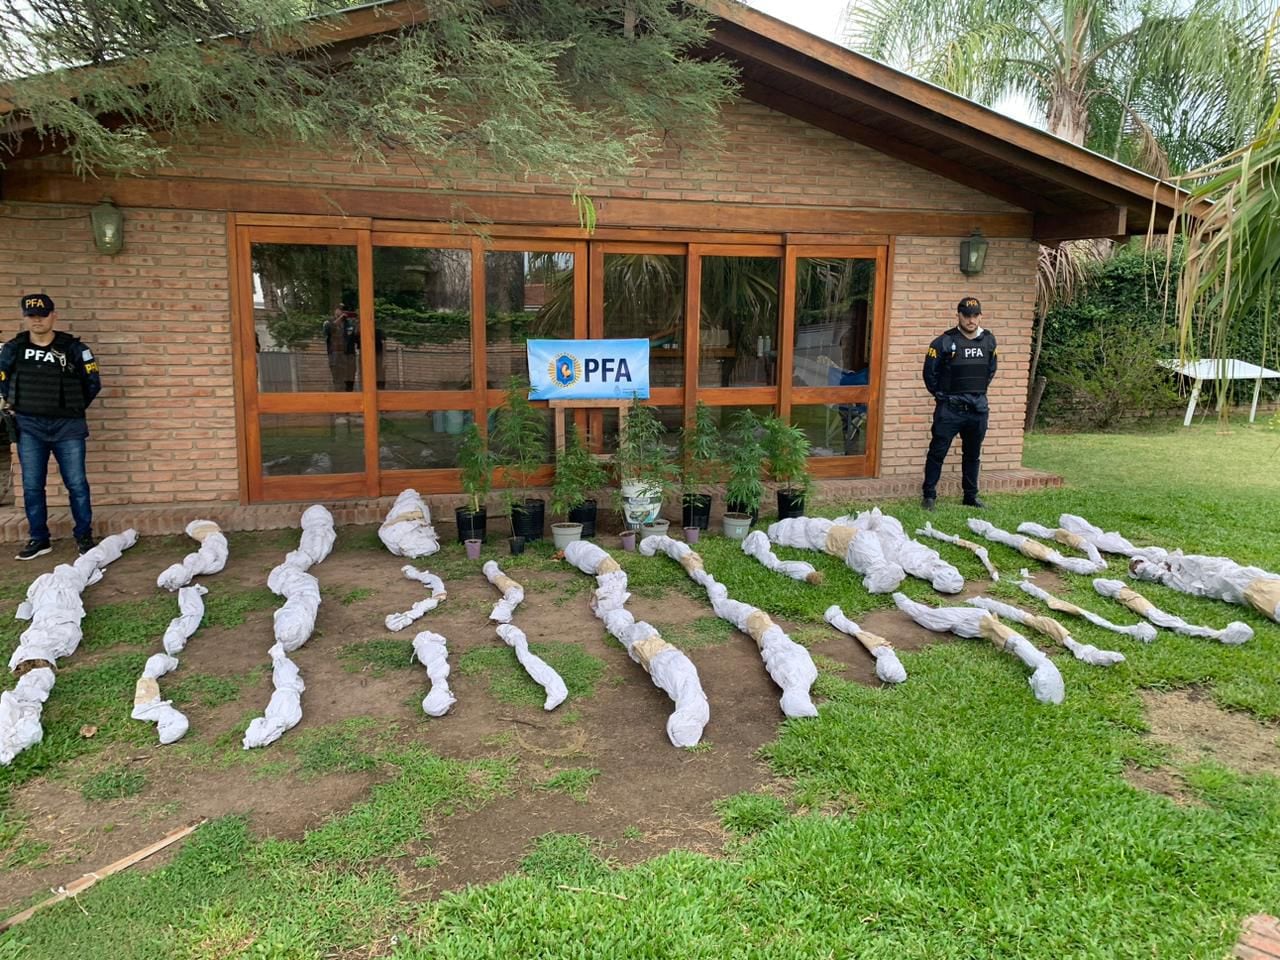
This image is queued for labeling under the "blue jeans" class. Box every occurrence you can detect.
[18,432,93,541]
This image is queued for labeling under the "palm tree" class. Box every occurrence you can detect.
[843,0,1277,176]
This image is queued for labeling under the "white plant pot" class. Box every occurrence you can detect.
[620,479,663,528]
[640,519,670,540]
[551,522,583,550]
[723,512,752,541]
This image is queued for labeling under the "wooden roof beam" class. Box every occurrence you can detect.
[1034,206,1127,241]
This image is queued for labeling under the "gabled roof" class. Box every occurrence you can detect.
[2,0,1187,239]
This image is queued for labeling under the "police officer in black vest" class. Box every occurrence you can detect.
[0,295,102,559]
[921,296,997,511]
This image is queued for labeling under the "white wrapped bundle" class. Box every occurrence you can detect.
[823,605,908,683]
[967,596,1125,666]
[1129,552,1280,624]
[483,560,525,623]
[162,584,208,655]
[131,653,188,744]
[0,668,56,765]
[741,531,821,583]
[496,624,568,710]
[1058,514,1166,559]
[298,505,337,566]
[916,521,1000,581]
[156,520,228,591]
[968,519,1105,576]
[413,631,456,717]
[768,517,905,593]
[385,566,447,632]
[1093,578,1253,645]
[563,540,709,746]
[1016,521,1107,570]
[378,489,440,558]
[845,509,964,593]
[243,644,305,748]
[643,534,818,718]
[893,592,1065,704]
[1014,571,1157,643]
[2,530,138,766]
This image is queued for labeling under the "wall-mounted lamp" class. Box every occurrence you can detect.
[959,228,988,276]
[90,198,124,255]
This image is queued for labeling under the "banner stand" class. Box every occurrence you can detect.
[549,399,630,455]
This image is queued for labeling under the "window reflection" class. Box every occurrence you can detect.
[380,411,475,470]
[603,253,685,387]
[252,244,359,393]
[792,403,868,458]
[699,257,780,388]
[373,247,472,391]
[792,258,875,390]
[486,250,574,388]
[260,414,364,476]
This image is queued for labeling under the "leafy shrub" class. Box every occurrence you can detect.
[1041,325,1181,428]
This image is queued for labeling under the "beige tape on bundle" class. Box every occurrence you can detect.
[596,557,622,576]
[387,509,425,525]
[855,629,891,652]
[632,634,673,669]
[189,521,221,543]
[824,525,855,559]
[134,677,160,708]
[1114,587,1156,616]
[1019,538,1057,562]
[1054,529,1090,552]
[978,614,1018,650]
[678,552,705,576]
[1040,593,1086,617]
[743,609,775,647]
[494,574,521,595]
[1244,578,1280,620]
[1025,613,1072,644]
[12,659,55,678]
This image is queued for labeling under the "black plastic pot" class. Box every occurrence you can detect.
[455,506,487,544]
[568,499,597,539]
[681,493,712,531]
[776,489,806,520]
[725,499,760,528]
[508,535,525,556]
[512,498,545,542]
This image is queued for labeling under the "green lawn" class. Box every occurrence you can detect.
[2,420,1278,958]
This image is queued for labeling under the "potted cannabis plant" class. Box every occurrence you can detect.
[614,395,675,530]
[723,409,765,538]
[762,414,812,519]
[456,422,492,546]
[678,401,722,531]
[550,422,608,548]
[491,376,548,543]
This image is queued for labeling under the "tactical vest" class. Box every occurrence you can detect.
[10,331,88,419]
[937,330,995,395]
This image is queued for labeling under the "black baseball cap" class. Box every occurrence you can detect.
[21,294,55,317]
[957,297,982,316]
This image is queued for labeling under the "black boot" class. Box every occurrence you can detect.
[963,496,987,509]
[921,496,936,512]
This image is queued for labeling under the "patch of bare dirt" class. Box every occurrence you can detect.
[1122,763,1205,806]
[1139,689,1280,778]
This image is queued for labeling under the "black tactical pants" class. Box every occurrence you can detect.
[922,398,988,500]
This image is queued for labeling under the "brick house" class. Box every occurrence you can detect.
[0,1,1182,537]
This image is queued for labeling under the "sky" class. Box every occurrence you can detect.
[743,0,1041,128]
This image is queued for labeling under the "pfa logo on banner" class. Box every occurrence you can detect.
[527,339,651,400]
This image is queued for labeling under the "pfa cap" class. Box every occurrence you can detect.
[21,294,54,317]
[956,297,982,316]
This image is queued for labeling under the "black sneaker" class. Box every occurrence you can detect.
[963,497,987,509]
[921,497,936,512]
[15,539,52,561]
[76,536,98,555]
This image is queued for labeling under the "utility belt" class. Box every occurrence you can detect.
[937,393,988,415]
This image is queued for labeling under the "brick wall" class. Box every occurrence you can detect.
[0,204,236,509]
[0,98,1037,513]
[882,236,1039,482]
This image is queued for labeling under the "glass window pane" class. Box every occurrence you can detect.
[373,247,473,391]
[792,258,876,389]
[699,257,780,388]
[252,244,359,394]
[260,414,365,476]
[486,250,575,389]
[380,411,475,470]
[792,403,868,458]
[603,253,685,388]
[600,406,684,457]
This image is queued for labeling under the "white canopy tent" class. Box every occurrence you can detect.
[1159,359,1280,426]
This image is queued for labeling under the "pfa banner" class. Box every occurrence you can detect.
[526,339,650,401]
